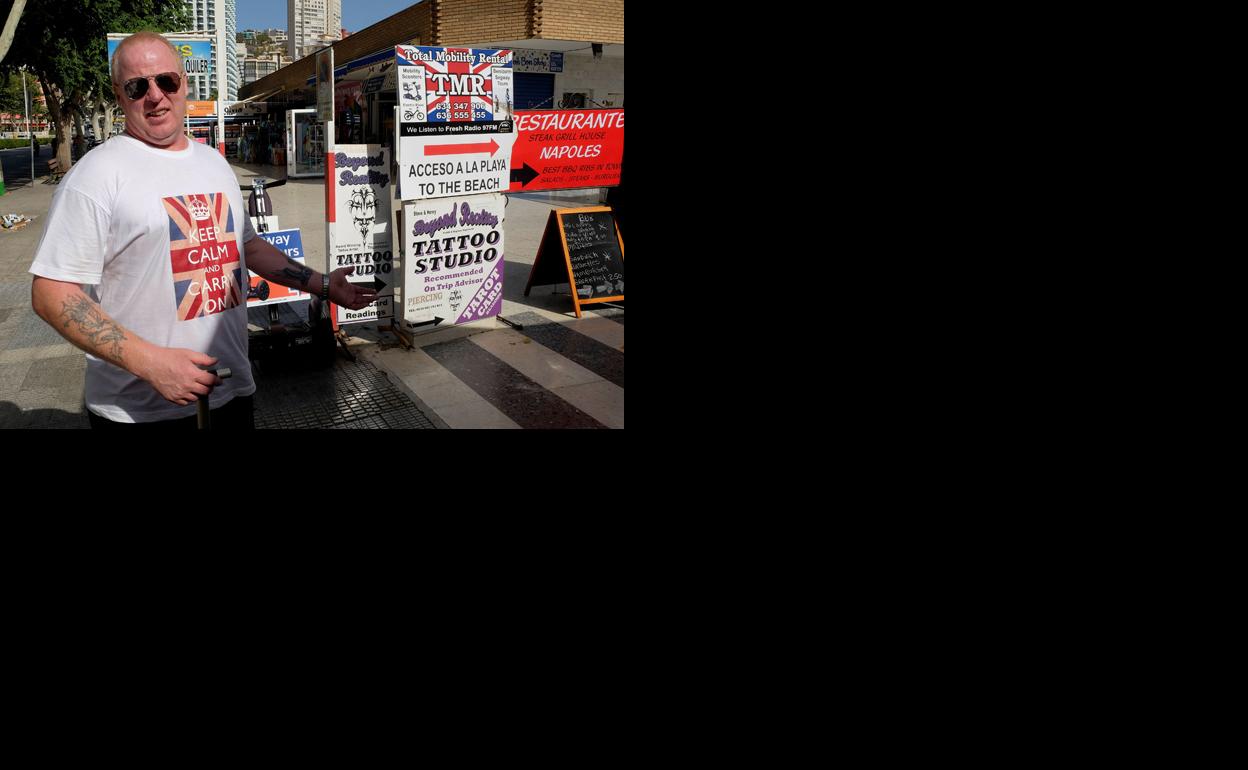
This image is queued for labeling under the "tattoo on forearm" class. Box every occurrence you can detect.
[60,296,127,361]
[279,259,314,289]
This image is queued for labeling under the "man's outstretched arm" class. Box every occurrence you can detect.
[244,237,378,310]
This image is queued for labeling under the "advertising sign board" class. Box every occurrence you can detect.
[248,229,310,307]
[330,145,394,324]
[402,195,507,328]
[395,46,518,201]
[524,208,624,319]
[186,101,217,117]
[509,109,624,192]
[513,49,564,73]
[316,48,334,123]
[107,35,212,79]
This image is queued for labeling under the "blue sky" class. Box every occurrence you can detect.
[237,1,424,34]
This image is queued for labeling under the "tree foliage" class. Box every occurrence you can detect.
[0,69,43,114]
[2,0,191,167]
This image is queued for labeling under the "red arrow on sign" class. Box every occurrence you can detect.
[424,139,501,157]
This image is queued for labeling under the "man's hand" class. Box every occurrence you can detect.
[245,240,378,310]
[135,348,224,406]
[329,266,378,310]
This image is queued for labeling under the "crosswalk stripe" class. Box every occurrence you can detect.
[363,346,520,429]
[470,329,624,428]
[422,335,608,429]
[586,306,625,325]
[499,311,625,389]
[507,305,625,351]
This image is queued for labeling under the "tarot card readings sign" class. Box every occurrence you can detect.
[402,195,506,329]
[330,145,394,324]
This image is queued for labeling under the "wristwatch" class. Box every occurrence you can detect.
[321,273,330,301]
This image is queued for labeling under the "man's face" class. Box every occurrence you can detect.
[113,39,187,148]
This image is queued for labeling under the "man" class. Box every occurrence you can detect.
[29,32,375,429]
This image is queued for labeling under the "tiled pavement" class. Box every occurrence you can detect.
[1,147,622,429]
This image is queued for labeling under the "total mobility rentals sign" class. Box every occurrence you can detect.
[395,46,517,201]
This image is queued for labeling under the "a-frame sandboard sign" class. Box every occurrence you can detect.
[524,207,624,318]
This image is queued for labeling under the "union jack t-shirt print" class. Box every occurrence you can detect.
[162,193,244,321]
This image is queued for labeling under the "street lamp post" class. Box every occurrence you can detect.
[22,68,33,181]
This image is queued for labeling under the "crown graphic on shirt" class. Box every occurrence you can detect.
[189,198,211,221]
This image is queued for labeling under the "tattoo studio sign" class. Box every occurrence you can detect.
[402,195,506,328]
[330,145,394,323]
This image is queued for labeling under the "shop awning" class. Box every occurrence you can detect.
[304,47,395,87]
[227,88,284,114]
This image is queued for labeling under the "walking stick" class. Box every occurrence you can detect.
[197,368,233,430]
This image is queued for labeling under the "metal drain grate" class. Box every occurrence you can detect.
[252,355,438,429]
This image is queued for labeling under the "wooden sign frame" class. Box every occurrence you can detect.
[524,206,624,318]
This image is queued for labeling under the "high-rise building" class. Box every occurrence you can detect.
[225,0,238,100]
[182,0,238,101]
[288,0,342,61]
[242,57,281,86]
[236,28,293,86]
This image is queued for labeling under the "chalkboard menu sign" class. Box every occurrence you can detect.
[524,207,624,318]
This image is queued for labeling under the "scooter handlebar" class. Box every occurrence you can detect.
[238,178,288,191]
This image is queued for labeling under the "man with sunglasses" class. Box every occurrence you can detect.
[28,32,376,429]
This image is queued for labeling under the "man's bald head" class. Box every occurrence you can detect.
[111,31,185,86]
[111,31,189,151]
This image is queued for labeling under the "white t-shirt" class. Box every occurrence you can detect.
[29,135,258,423]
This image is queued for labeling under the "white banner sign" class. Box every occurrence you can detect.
[331,145,394,324]
[397,137,516,202]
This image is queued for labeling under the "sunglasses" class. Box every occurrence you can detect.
[122,71,181,101]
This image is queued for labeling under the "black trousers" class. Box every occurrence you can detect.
[88,396,254,430]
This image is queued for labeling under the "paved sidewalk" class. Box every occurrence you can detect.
[0,149,623,429]
[0,149,83,428]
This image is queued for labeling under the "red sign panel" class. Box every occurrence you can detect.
[509,109,624,193]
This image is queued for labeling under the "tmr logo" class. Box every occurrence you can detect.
[427,73,488,96]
